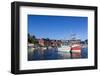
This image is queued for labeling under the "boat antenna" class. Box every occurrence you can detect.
[71,33,76,40]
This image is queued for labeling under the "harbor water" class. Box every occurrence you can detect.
[28,47,88,61]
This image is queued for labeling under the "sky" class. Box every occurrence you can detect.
[28,15,88,41]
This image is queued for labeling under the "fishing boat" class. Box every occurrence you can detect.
[58,45,71,53]
[71,44,81,58]
[58,45,71,58]
[71,44,81,53]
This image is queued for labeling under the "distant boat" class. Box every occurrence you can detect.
[28,43,35,53]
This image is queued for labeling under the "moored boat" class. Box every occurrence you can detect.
[71,44,81,53]
[71,44,81,58]
[58,45,71,53]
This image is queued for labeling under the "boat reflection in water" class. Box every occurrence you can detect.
[28,44,88,61]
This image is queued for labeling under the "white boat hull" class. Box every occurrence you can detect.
[58,46,71,52]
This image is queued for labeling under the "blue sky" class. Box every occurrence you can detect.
[28,15,88,41]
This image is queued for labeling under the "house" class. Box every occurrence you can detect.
[38,39,45,46]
